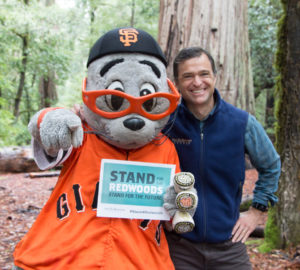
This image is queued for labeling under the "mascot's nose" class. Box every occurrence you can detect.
[123,117,145,131]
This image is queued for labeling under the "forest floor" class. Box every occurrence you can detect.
[0,170,300,270]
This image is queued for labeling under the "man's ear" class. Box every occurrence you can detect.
[213,73,218,87]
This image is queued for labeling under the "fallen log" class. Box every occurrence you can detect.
[25,171,61,178]
[0,146,40,173]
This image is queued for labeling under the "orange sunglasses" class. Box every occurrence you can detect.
[82,77,180,120]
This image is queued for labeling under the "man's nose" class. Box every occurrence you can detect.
[192,75,203,86]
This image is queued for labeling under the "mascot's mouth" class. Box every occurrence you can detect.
[126,142,139,147]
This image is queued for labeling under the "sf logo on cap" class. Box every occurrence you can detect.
[119,28,139,47]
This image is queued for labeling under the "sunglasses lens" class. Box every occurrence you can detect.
[142,97,170,115]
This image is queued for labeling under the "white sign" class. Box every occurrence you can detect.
[97,159,175,220]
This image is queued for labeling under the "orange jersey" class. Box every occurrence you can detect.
[14,131,180,270]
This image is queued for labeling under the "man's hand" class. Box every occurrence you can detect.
[231,207,265,243]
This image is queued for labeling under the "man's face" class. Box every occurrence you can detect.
[176,54,216,112]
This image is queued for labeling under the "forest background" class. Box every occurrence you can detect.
[0,0,282,147]
[2,0,300,267]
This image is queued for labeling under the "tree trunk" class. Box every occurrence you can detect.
[274,0,300,248]
[39,0,57,108]
[158,0,255,113]
[14,34,28,118]
[130,0,136,27]
[39,72,57,108]
[14,0,31,118]
[38,0,57,109]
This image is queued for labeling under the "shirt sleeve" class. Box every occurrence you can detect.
[244,114,281,206]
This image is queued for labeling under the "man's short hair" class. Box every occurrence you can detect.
[173,47,217,80]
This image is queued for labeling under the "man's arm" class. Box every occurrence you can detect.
[232,114,281,243]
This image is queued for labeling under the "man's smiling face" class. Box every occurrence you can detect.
[176,54,217,116]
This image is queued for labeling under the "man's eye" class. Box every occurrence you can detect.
[201,73,209,77]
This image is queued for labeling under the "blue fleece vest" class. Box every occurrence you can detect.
[164,90,248,243]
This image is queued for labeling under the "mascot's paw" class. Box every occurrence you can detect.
[163,185,178,218]
[163,172,198,234]
[28,109,83,157]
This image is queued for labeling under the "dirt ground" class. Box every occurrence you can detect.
[0,170,299,270]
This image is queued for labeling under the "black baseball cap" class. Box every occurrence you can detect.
[87,27,167,67]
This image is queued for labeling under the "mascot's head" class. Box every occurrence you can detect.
[82,27,180,150]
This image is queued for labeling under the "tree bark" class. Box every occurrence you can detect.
[158,0,255,113]
[274,0,300,248]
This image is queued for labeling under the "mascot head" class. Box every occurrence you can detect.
[82,27,180,150]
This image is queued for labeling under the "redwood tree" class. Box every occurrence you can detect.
[158,0,255,113]
[271,0,300,248]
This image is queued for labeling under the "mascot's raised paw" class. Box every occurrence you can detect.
[28,108,83,157]
[164,172,198,233]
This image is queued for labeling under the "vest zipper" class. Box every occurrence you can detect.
[199,126,207,241]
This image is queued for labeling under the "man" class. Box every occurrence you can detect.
[163,47,281,270]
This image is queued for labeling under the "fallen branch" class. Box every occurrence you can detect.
[25,171,61,178]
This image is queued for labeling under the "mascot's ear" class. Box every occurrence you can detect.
[86,27,167,68]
